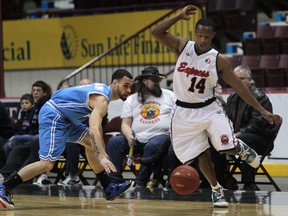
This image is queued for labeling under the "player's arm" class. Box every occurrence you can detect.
[121,117,136,147]
[218,54,281,125]
[88,94,109,158]
[151,5,197,54]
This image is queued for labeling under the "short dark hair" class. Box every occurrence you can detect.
[20,93,34,104]
[195,18,216,32]
[111,69,133,83]
[32,80,52,95]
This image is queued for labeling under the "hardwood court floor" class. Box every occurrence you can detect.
[2,184,288,216]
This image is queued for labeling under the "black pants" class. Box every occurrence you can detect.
[0,135,40,179]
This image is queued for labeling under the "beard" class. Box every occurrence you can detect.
[116,86,128,101]
[147,85,162,97]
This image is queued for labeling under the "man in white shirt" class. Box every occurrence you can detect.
[107,67,176,188]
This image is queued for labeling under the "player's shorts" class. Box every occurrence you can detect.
[38,102,88,161]
[171,98,237,164]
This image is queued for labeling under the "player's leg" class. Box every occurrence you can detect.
[207,105,260,168]
[198,149,228,208]
[0,104,63,209]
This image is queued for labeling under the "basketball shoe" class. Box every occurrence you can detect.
[238,140,260,168]
[0,184,14,209]
[211,187,228,208]
[57,175,80,186]
[33,173,52,186]
[104,180,133,201]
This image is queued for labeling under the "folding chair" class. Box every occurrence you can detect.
[227,115,282,191]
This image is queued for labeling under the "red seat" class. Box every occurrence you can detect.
[259,55,280,69]
[257,26,276,38]
[261,38,281,55]
[241,55,261,69]
[227,55,242,68]
[259,55,283,87]
[243,38,262,55]
[279,54,288,68]
[278,54,288,86]
[275,26,288,38]
[265,68,286,87]
[251,69,266,87]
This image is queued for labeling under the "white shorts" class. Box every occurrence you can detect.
[171,99,237,164]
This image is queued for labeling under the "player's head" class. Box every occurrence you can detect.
[111,69,133,101]
[134,66,166,104]
[194,18,215,53]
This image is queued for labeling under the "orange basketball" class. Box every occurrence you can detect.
[170,165,200,195]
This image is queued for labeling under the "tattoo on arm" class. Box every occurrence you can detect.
[89,132,99,155]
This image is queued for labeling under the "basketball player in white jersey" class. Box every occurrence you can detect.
[152,5,281,207]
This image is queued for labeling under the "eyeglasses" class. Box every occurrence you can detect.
[148,77,161,83]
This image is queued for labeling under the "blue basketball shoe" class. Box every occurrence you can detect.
[0,184,14,209]
[104,180,133,201]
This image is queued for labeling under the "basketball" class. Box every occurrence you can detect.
[170,165,200,195]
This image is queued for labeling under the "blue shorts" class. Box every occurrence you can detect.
[38,102,88,161]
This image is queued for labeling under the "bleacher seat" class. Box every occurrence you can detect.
[241,55,265,87]
[262,38,281,55]
[275,26,288,38]
[265,68,286,87]
[274,26,288,54]
[259,55,280,68]
[243,38,262,55]
[256,25,276,38]
[261,54,287,88]
[227,55,242,68]
[241,55,261,69]
[279,54,288,86]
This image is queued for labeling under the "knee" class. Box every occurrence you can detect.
[41,160,55,172]
[107,136,128,153]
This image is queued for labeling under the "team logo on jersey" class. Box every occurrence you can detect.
[205,58,211,64]
[220,135,229,146]
[140,103,160,124]
[186,52,191,56]
[60,25,78,60]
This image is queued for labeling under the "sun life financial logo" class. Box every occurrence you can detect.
[60,25,78,60]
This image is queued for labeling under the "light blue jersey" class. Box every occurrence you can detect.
[38,83,112,161]
[50,83,112,124]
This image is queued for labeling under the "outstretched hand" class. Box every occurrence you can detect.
[180,5,198,20]
[261,111,282,125]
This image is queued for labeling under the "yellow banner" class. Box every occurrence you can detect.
[3,9,201,70]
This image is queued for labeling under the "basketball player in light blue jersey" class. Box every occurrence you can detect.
[0,69,134,209]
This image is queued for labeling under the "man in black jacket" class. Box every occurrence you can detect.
[226,65,275,191]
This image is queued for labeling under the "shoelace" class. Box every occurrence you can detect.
[214,191,224,202]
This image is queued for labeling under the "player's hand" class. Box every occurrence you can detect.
[99,155,117,174]
[180,5,198,20]
[261,111,282,125]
